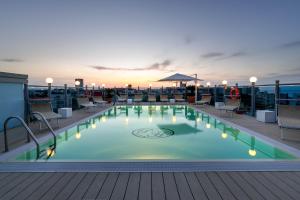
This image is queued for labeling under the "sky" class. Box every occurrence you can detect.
[0,0,300,87]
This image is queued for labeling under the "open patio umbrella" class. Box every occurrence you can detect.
[158,73,203,82]
[158,73,203,103]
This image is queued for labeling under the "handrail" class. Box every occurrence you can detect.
[31,112,57,149]
[3,116,40,157]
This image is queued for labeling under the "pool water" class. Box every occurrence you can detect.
[15,105,296,161]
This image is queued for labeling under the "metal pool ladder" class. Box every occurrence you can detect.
[3,112,57,159]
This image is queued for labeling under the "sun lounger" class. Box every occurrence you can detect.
[93,96,107,105]
[278,105,300,141]
[117,94,127,103]
[77,97,96,111]
[134,94,143,102]
[160,94,169,102]
[148,94,156,103]
[217,98,240,117]
[30,102,62,128]
[196,95,212,105]
[174,94,185,102]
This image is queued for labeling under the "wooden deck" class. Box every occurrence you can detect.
[1,171,300,200]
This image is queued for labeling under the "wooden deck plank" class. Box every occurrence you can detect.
[251,171,294,200]
[124,172,140,200]
[138,172,151,200]
[206,172,237,200]
[55,172,86,200]
[152,172,165,200]
[0,173,31,196]
[273,172,300,193]
[217,172,251,200]
[185,172,208,200]
[0,172,10,180]
[174,172,194,200]
[0,172,43,200]
[67,172,97,200]
[110,172,130,200]
[239,172,279,200]
[262,171,300,199]
[83,172,108,200]
[285,172,300,185]
[195,172,222,200]
[41,172,76,200]
[0,172,20,188]
[26,172,65,200]
[228,172,264,200]
[13,172,54,200]
[97,172,119,200]
[163,172,180,200]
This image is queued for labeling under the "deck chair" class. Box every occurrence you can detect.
[217,98,240,117]
[160,94,169,102]
[93,96,107,105]
[278,105,300,141]
[77,97,96,111]
[174,94,185,102]
[148,94,156,103]
[117,94,128,103]
[134,94,143,103]
[196,95,212,105]
[30,102,62,128]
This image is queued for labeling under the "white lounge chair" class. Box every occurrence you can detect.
[278,105,300,141]
[196,95,212,105]
[174,94,185,102]
[148,94,156,103]
[77,97,96,111]
[160,94,169,102]
[94,96,107,105]
[134,94,143,103]
[117,94,127,103]
[217,98,240,117]
[30,102,62,128]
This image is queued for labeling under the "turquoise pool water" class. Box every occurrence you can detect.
[15,105,296,161]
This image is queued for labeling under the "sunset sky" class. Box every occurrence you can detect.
[0,0,300,87]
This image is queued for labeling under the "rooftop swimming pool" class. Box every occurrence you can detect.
[13,105,297,161]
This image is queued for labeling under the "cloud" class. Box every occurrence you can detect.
[0,58,23,62]
[91,59,174,72]
[201,51,246,60]
[216,51,246,60]
[201,52,224,58]
[278,40,300,49]
[184,35,195,45]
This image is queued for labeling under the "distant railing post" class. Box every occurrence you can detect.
[250,82,256,116]
[214,85,217,104]
[24,82,29,124]
[64,84,68,107]
[48,82,52,100]
[275,80,280,120]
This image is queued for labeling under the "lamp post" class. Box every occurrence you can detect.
[206,82,211,94]
[91,83,96,97]
[45,77,53,100]
[75,80,80,98]
[249,76,257,116]
[194,74,198,104]
[222,80,227,102]
[101,83,105,99]
[125,83,128,96]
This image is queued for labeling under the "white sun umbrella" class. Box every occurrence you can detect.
[158,73,204,103]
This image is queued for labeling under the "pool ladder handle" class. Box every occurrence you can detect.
[3,113,57,159]
[4,116,41,158]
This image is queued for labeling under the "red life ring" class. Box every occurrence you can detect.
[230,87,240,99]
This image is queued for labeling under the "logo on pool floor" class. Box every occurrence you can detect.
[132,128,174,139]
